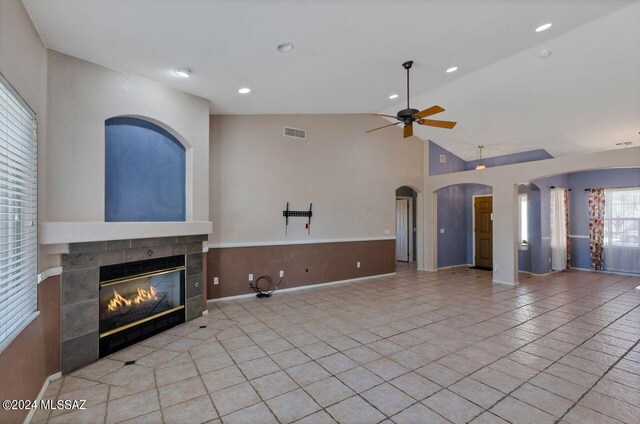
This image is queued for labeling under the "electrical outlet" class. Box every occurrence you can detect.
[248,273,253,282]
[279,270,284,278]
[357,261,361,268]
[440,228,445,234]
[384,229,390,235]
[213,277,219,285]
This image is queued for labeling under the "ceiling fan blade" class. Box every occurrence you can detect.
[375,114,401,120]
[418,119,457,129]
[414,105,445,119]
[365,122,401,133]
[403,124,413,138]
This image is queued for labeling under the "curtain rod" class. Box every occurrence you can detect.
[550,186,571,191]
[584,186,639,191]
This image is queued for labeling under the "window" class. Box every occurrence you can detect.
[605,188,640,248]
[0,73,38,348]
[519,193,528,247]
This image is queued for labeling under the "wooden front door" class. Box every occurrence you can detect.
[474,196,493,269]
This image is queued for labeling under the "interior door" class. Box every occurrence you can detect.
[396,198,409,261]
[474,196,493,269]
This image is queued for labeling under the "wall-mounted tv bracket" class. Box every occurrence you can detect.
[283,202,312,235]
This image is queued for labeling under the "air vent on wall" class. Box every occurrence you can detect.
[284,127,307,140]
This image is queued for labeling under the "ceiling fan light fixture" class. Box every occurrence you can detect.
[535,23,552,32]
[277,42,294,53]
[446,66,458,73]
[174,67,193,78]
[238,87,251,94]
[475,145,486,170]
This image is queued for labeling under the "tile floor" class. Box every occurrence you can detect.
[35,266,640,423]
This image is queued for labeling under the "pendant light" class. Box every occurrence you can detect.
[475,145,486,170]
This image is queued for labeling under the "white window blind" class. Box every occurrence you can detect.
[0,73,38,347]
[604,188,640,273]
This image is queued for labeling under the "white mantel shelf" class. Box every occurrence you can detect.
[40,221,212,245]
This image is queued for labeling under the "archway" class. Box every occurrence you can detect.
[394,185,423,272]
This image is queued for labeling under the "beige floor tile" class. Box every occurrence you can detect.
[361,382,415,416]
[471,367,523,393]
[210,381,261,416]
[105,389,160,424]
[266,388,321,423]
[390,372,441,400]
[162,395,217,424]
[336,366,384,393]
[271,348,311,369]
[251,370,298,400]
[159,375,207,408]
[285,361,331,386]
[237,356,281,380]
[491,397,556,424]
[305,376,355,407]
[449,377,503,409]
[317,352,359,374]
[201,366,247,393]
[512,383,573,417]
[219,402,277,424]
[326,396,386,424]
[416,362,463,387]
[363,358,409,380]
[392,403,451,424]
[424,390,484,424]
[155,360,199,386]
[563,405,624,424]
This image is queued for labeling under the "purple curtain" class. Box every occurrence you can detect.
[588,189,605,270]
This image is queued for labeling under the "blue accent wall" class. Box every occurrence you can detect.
[105,117,186,222]
[466,149,552,171]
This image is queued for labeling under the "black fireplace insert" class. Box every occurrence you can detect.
[99,255,185,357]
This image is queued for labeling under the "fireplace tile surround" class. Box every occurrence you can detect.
[60,235,207,373]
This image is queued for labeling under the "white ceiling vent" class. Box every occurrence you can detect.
[284,127,307,140]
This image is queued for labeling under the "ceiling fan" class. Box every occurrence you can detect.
[366,60,457,138]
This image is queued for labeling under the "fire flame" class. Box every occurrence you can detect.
[107,286,158,312]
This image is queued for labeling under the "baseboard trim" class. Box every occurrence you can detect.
[24,372,61,424]
[207,272,396,303]
[571,267,640,277]
[492,279,518,286]
[437,264,474,270]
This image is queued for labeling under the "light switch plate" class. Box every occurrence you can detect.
[213,277,219,285]
[248,273,253,281]
[440,229,445,234]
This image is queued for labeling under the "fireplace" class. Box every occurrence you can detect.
[99,255,186,357]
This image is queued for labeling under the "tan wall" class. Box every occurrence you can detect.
[209,114,423,246]
[0,3,60,423]
[207,240,395,299]
[0,277,61,424]
[45,51,211,223]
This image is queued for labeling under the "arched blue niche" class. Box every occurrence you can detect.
[105,117,186,222]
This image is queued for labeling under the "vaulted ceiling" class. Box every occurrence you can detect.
[23,0,639,159]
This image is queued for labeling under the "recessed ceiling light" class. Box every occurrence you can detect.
[174,67,193,78]
[238,87,251,94]
[389,94,399,99]
[535,23,552,32]
[277,43,294,53]
[446,66,458,73]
